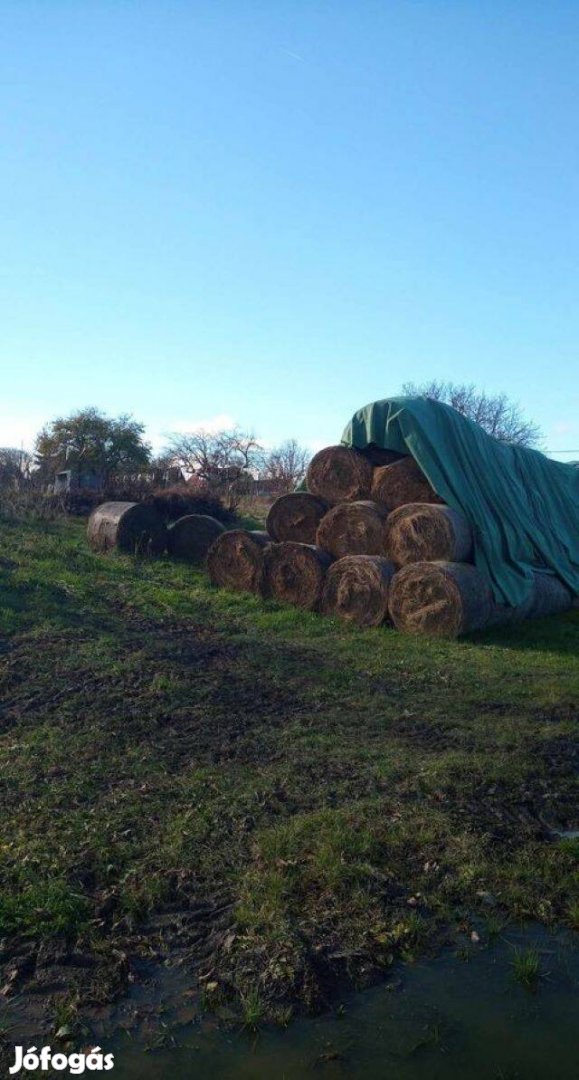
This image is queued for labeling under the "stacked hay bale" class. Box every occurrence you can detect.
[321,556,395,627]
[206,530,270,593]
[266,492,328,545]
[262,542,332,610]
[384,504,473,565]
[87,447,575,638]
[206,445,398,618]
[317,501,389,559]
[308,446,413,625]
[203,442,575,637]
[388,562,573,637]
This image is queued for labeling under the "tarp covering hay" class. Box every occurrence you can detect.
[322,555,396,626]
[306,445,373,504]
[316,500,388,559]
[266,492,328,544]
[206,529,269,593]
[388,561,494,638]
[343,396,579,605]
[87,501,167,555]
[167,514,225,563]
[371,457,442,510]
[262,542,332,610]
[385,503,473,566]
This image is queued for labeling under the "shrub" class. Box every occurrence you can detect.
[0,481,238,525]
[144,485,236,526]
[42,485,153,517]
[0,490,67,522]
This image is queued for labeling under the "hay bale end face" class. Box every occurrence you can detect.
[322,555,396,627]
[371,457,442,510]
[385,503,473,566]
[167,514,225,563]
[87,501,167,555]
[206,529,269,593]
[316,500,389,559]
[266,492,328,544]
[306,445,373,504]
[388,561,494,638]
[262,542,332,610]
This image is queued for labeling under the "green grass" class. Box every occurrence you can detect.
[0,514,578,1022]
[239,987,265,1031]
[511,946,541,991]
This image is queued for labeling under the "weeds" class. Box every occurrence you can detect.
[566,902,579,930]
[240,988,265,1031]
[485,914,507,942]
[511,947,541,991]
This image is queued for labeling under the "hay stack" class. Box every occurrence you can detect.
[372,457,442,510]
[306,445,373,504]
[167,514,225,563]
[87,501,167,555]
[322,555,396,627]
[388,561,494,637]
[206,529,269,593]
[262,542,332,610]
[316,501,388,559]
[385,504,472,566]
[266,492,328,544]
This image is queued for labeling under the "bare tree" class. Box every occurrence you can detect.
[402,381,542,447]
[165,427,262,509]
[0,447,32,490]
[258,439,310,494]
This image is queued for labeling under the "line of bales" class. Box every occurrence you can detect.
[87,444,576,639]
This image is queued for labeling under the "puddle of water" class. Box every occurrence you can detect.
[109,924,579,1080]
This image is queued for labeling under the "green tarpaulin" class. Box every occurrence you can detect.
[341,397,579,607]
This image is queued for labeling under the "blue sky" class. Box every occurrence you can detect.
[1,1,578,458]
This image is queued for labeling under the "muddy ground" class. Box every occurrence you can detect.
[1,517,578,1059]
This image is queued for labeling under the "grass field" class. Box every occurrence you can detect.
[1,514,579,1035]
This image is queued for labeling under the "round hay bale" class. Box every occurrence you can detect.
[371,457,442,510]
[206,529,269,593]
[266,492,328,544]
[527,574,574,619]
[316,501,388,559]
[388,561,494,637]
[385,503,473,566]
[87,501,167,555]
[489,572,574,627]
[360,445,406,467]
[261,542,332,610]
[167,514,225,563]
[306,445,373,504]
[322,555,396,627]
